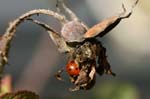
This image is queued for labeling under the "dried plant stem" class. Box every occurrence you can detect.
[27,18,72,52]
[56,0,89,30]
[0,9,68,91]
[1,9,68,64]
[3,9,68,39]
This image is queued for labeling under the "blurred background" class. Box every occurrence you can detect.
[0,0,149,99]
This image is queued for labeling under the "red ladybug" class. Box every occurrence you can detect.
[66,60,80,76]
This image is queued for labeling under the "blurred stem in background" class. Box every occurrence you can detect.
[0,75,12,96]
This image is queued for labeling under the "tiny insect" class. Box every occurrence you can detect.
[29,0,138,91]
[66,60,80,76]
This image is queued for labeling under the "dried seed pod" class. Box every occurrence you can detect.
[61,21,86,42]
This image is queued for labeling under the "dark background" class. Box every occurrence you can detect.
[0,0,149,99]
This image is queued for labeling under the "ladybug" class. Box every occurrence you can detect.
[66,60,80,76]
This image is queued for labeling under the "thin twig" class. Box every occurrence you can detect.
[57,0,89,30]
[27,18,57,33]
[27,18,72,52]
[0,9,69,86]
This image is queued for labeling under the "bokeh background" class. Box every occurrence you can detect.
[0,0,149,99]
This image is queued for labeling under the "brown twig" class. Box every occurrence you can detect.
[0,9,68,91]
[27,18,72,52]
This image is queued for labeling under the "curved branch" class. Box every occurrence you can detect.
[0,9,68,77]
[3,9,68,39]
